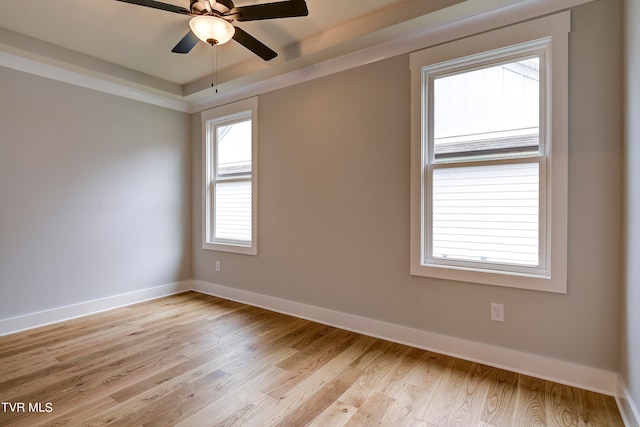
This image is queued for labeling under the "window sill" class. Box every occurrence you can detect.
[203,241,257,256]
[410,261,566,293]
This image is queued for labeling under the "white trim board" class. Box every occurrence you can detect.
[0,51,190,113]
[0,281,191,337]
[192,279,618,396]
[617,374,640,427]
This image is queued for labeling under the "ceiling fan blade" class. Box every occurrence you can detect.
[114,0,193,16]
[230,0,308,22]
[171,31,200,54]
[232,27,277,61]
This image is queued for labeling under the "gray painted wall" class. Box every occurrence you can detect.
[623,0,640,413]
[0,67,192,319]
[192,0,623,371]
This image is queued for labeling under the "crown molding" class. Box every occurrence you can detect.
[1,0,595,114]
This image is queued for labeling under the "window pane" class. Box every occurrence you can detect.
[214,181,252,242]
[216,119,251,177]
[432,162,539,266]
[434,58,539,159]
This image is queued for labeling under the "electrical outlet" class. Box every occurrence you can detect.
[215,261,221,272]
[491,303,504,322]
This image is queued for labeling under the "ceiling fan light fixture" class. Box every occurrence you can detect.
[189,15,235,45]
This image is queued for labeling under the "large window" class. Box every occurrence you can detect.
[410,13,569,292]
[202,97,258,255]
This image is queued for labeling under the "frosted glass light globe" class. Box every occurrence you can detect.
[189,16,235,45]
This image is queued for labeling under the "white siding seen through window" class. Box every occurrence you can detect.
[432,162,539,266]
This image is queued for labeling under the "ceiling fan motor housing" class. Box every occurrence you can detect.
[190,0,234,16]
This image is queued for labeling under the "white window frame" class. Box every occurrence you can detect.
[202,97,258,255]
[410,13,569,293]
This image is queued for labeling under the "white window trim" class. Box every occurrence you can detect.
[202,97,258,255]
[410,12,569,293]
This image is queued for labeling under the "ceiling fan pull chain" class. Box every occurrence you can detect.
[211,42,218,93]
[215,43,218,93]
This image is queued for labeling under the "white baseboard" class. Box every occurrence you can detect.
[0,280,191,336]
[617,374,640,427]
[192,279,618,396]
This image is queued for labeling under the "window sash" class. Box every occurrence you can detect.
[425,47,549,166]
[431,55,543,161]
[215,118,252,180]
[211,179,252,245]
[424,157,548,277]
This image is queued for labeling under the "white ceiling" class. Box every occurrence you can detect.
[0,0,592,111]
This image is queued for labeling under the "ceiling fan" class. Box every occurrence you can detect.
[114,0,309,61]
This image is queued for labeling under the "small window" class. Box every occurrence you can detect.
[202,98,258,255]
[410,13,569,292]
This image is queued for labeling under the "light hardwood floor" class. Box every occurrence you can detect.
[0,292,624,426]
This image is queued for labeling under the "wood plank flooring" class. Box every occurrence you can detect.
[0,292,624,426]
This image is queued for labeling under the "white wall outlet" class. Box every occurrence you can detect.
[215,261,221,272]
[491,303,504,322]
